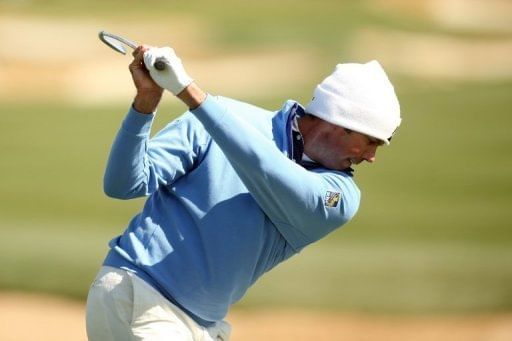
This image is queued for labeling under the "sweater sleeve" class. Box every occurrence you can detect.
[103,106,207,199]
[191,95,361,250]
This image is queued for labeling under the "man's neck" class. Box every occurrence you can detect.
[297,115,320,163]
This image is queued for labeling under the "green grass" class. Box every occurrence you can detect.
[345,79,512,244]
[1,80,511,313]
[242,240,512,314]
[0,220,111,298]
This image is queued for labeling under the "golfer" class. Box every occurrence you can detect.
[86,45,401,340]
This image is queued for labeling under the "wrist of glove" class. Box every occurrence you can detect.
[143,47,194,96]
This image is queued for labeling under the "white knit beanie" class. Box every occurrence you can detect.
[305,60,401,144]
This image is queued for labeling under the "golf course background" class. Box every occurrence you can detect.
[1,0,511,317]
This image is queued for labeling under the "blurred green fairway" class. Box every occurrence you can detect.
[1,0,511,314]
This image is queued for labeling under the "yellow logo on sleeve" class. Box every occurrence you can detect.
[324,191,341,208]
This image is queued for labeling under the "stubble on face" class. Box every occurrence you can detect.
[300,116,379,171]
[301,120,354,171]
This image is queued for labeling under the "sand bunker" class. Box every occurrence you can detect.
[1,292,511,341]
[1,6,512,105]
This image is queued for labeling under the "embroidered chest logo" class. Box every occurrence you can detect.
[324,191,341,208]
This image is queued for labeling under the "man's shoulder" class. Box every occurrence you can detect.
[212,95,304,119]
[215,95,273,116]
[213,95,279,136]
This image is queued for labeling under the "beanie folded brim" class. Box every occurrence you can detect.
[306,86,401,144]
[305,60,401,145]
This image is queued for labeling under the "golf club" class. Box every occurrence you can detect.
[98,30,166,71]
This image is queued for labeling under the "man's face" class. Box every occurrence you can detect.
[302,118,384,171]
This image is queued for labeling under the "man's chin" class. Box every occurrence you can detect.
[342,160,353,169]
[331,162,352,171]
[315,158,351,171]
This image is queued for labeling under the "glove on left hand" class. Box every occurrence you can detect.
[143,47,194,95]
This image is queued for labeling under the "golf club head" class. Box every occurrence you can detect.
[98,30,166,70]
[98,31,137,55]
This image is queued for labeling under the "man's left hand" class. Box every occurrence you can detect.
[143,47,194,96]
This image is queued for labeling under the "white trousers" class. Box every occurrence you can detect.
[86,266,231,341]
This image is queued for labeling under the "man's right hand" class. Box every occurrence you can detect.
[129,45,164,114]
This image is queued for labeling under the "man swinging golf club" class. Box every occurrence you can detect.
[86,44,401,340]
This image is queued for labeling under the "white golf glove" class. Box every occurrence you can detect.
[143,47,194,95]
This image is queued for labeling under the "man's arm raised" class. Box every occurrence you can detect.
[144,46,360,250]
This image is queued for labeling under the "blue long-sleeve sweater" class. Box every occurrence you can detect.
[103,95,360,325]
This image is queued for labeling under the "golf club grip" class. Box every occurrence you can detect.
[154,59,166,71]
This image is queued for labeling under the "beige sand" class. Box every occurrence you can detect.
[1,292,511,341]
[1,2,512,105]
